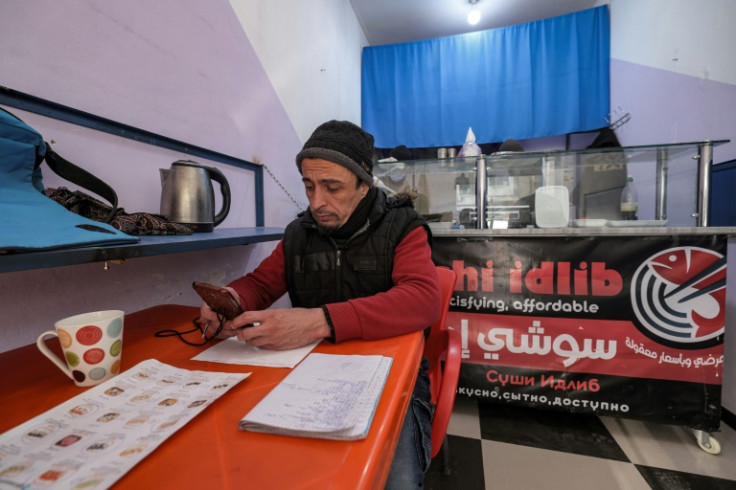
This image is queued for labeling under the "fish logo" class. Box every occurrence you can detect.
[630,246,725,349]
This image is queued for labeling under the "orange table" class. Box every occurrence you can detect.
[0,305,424,489]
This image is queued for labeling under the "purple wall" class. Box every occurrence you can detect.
[0,1,303,352]
[612,58,736,163]
[1,1,302,165]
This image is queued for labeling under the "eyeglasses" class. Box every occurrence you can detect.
[154,314,225,346]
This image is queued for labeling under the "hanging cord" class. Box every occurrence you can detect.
[254,157,304,212]
[154,314,225,346]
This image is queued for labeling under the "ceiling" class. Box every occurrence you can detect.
[350,0,600,46]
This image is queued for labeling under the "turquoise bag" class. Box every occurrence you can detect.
[0,107,138,252]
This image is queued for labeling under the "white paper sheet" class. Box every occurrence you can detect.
[0,359,248,490]
[191,338,319,368]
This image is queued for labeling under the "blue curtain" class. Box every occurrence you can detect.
[361,6,610,148]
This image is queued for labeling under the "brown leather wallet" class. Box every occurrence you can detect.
[192,281,243,320]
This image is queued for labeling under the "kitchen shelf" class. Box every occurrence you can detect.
[0,88,284,274]
[0,227,284,273]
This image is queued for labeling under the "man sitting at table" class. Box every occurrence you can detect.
[199,119,441,488]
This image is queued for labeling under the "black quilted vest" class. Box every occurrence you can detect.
[283,191,429,307]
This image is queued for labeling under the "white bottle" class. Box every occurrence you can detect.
[620,175,638,220]
[455,173,470,203]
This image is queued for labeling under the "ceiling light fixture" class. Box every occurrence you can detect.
[467,0,481,26]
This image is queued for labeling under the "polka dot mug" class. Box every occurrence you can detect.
[36,310,124,387]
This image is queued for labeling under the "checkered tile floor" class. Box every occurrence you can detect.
[425,397,736,489]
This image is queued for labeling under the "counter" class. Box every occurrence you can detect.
[430,226,736,238]
[430,226,734,440]
[377,140,729,229]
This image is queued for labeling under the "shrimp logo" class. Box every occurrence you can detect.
[630,246,725,349]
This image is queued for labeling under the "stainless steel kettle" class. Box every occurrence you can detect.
[159,160,231,232]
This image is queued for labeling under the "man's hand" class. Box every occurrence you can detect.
[199,286,241,338]
[221,307,331,350]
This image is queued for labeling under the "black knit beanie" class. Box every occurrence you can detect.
[296,120,375,185]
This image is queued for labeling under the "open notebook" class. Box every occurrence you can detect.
[239,353,392,440]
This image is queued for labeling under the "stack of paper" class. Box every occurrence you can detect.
[239,353,392,440]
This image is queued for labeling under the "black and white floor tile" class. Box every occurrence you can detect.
[425,397,736,489]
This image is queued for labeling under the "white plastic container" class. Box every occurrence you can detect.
[535,186,569,228]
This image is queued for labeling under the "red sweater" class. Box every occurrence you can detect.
[228,226,441,342]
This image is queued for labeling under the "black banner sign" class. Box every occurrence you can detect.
[432,234,727,430]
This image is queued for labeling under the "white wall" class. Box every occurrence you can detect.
[610,0,736,85]
[229,0,367,142]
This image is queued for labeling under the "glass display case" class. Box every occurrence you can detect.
[373,141,729,230]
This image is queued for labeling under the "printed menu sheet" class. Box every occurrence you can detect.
[0,359,249,489]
